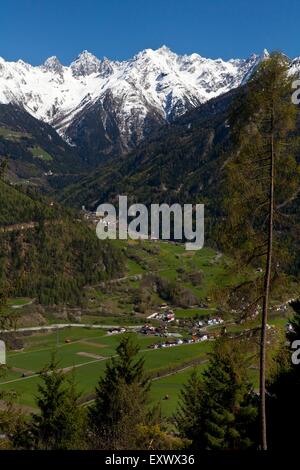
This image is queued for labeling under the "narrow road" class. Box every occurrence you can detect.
[0,323,141,334]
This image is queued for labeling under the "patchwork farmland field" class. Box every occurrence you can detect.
[0,327,212,413]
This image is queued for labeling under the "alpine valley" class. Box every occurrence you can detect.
[2,42,300,453]
[1,45,300,200]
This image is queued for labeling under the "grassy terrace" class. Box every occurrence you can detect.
[30,145,53,161]
[0,126,31,141]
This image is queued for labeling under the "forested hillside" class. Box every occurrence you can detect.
[0,104,85,189]
[0,179,59,226]
[0,180,124,305]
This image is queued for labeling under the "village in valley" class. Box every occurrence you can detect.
[0,227,295,420]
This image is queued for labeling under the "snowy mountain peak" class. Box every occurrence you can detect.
[134,45,177,62]
[261,48,270,59]
[99,57,114,78]
[42,56,63,74]
[1,46,297,158]
[77,50,98,61]
[157,45,173,54]
[70,50,101,76]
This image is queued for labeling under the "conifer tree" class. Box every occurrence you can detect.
[175,369,203,444]
[218,53,300,449]
[89,335,150,449]
[13,358,85,450]
[0,387,24,449]
[177,339,257,450]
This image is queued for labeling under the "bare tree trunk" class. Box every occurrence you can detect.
[259,107,275,451]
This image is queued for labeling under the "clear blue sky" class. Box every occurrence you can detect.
[1,0,299,64]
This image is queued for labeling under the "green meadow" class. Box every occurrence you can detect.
[0,328,212,413]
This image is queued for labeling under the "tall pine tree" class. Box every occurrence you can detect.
[89,335,150,450]
[175,369,203,445]
[13,358,85,450]
[177,338,257,450]
[218,53,300,449]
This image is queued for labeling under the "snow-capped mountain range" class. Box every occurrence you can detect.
[0,46,275,162]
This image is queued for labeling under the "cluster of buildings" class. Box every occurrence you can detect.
[140,324,166,336]
[148,334,209,350]
[147,304,176,323]
[206,317,224,326]
[184,316,224,329]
